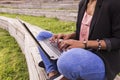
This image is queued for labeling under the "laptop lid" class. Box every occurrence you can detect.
[17,18,60,60]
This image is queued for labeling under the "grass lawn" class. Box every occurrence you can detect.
[0,28,29,80]
[0,13,76,34]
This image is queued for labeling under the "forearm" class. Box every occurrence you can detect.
[87,40,107,50]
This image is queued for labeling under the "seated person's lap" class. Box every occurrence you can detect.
[57,48,105,80]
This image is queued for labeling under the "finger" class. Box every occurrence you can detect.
[58,41,63,49]
[59,41,66,50]
[63,45,70,51]
[57,34,63,41]
[50,35,57,43]
[63,40,71,45]
[57,40,62,48]
[66,46,73,50]
[60,42,70,51]
[63,35,69,40]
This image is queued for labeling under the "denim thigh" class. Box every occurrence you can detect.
[57,48,105,80]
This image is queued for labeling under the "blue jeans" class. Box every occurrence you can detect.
[38,47,58,74]
[38,47,105,80]
[36,31,105,80]
[36,31,58,74]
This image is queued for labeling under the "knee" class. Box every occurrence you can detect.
[57,51,71,73]
[57,50,74,78]
[57,48,84,78]
[36,31,53,41]
[57,48,89,72]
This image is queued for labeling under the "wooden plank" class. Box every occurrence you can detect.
[30,47,48,80]
[0,19,9,30]
[25,35,41,80]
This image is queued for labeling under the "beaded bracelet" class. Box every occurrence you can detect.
[97,39,102,51]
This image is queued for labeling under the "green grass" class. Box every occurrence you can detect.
[0,28,29,80]
[0,13,76,34]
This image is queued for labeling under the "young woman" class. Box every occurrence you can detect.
[37,0,120,80]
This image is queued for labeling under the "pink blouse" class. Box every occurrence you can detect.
[79,11,92,41]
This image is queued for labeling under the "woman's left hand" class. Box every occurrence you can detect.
[58,39,84,51]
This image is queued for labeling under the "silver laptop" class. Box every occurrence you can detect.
[17,18,62,60]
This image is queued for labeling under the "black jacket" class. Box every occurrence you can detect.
[75,0,120,79]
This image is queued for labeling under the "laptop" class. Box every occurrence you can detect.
[17,18,61,60]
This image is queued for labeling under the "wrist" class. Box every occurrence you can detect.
[82,40,87,49]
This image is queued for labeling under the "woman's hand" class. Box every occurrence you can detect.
[58,39,85,51]
[50,33,76,43]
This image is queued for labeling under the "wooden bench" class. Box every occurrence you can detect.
[0,16,119,80]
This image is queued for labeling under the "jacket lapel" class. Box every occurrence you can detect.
[77,0,88,37]
[89,0,103,38]
[78,0,88,24]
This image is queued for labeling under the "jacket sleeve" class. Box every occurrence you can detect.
[105,1,120,51]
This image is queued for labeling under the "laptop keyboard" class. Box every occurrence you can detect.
[42,39,62,57]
